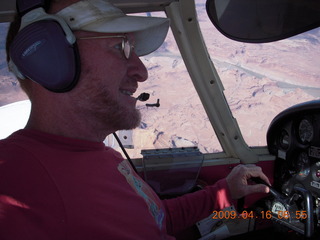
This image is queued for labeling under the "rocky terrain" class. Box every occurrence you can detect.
[1,0,319,158]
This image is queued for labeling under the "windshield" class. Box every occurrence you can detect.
[197,0,320,147]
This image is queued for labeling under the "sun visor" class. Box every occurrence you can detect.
[206,0,320,43]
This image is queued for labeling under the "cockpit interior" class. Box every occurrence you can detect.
[0,0,319,239]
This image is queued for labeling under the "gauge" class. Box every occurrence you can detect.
[298,119,314,144]
[296,152,310,178]
[279,129,290,150]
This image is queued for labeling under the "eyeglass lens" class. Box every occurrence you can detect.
[123,39,132,59]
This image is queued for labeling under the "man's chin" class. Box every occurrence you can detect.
[115,109,141,131]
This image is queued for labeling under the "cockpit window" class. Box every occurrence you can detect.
[126,20,223,158]
[197,0,320,147]
[0,23,28,106]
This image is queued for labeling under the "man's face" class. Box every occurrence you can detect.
[70,31,148,132]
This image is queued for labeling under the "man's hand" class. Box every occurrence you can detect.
[226,164,271,199]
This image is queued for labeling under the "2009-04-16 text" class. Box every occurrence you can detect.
[212,210,308,220]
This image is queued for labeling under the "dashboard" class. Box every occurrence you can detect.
[266,100,320,238]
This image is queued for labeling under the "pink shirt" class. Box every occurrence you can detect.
[0,130,233,239]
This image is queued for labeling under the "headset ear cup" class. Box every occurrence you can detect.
[10,19,80,92]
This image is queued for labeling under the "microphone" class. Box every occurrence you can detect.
[146,99,160,108]
[136,92,150,102]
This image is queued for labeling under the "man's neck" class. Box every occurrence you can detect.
[25,102,112,143]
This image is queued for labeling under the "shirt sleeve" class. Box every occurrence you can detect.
[162,178,236,235]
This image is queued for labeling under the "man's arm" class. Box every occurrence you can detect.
[163,164,270,235]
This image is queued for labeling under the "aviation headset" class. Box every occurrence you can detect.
[9,0,81,92]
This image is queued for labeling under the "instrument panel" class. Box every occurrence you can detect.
[267,100,320,238]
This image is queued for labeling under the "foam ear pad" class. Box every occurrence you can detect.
[10,19,80,92]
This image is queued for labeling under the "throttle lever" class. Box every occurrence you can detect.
[251,178,314,238]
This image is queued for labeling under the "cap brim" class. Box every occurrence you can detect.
[81,16,170,56]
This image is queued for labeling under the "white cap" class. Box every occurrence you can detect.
[56,0,170,56]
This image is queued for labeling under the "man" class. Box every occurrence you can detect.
[0,0,270,239]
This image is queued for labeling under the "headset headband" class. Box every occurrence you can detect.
[17,0,49,16]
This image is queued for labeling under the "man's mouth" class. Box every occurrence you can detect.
[120,89,135,97]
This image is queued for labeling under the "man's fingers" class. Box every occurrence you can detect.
[246,184,270,195]
[244,165,271,186]
[226,164,271,199]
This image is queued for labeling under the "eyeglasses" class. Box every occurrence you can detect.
[77,35,134,59]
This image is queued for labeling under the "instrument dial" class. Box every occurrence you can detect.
[298,119,314,144]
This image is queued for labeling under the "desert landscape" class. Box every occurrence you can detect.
[0,0,319,158]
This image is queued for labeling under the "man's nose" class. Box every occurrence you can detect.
[127,53,148,82]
